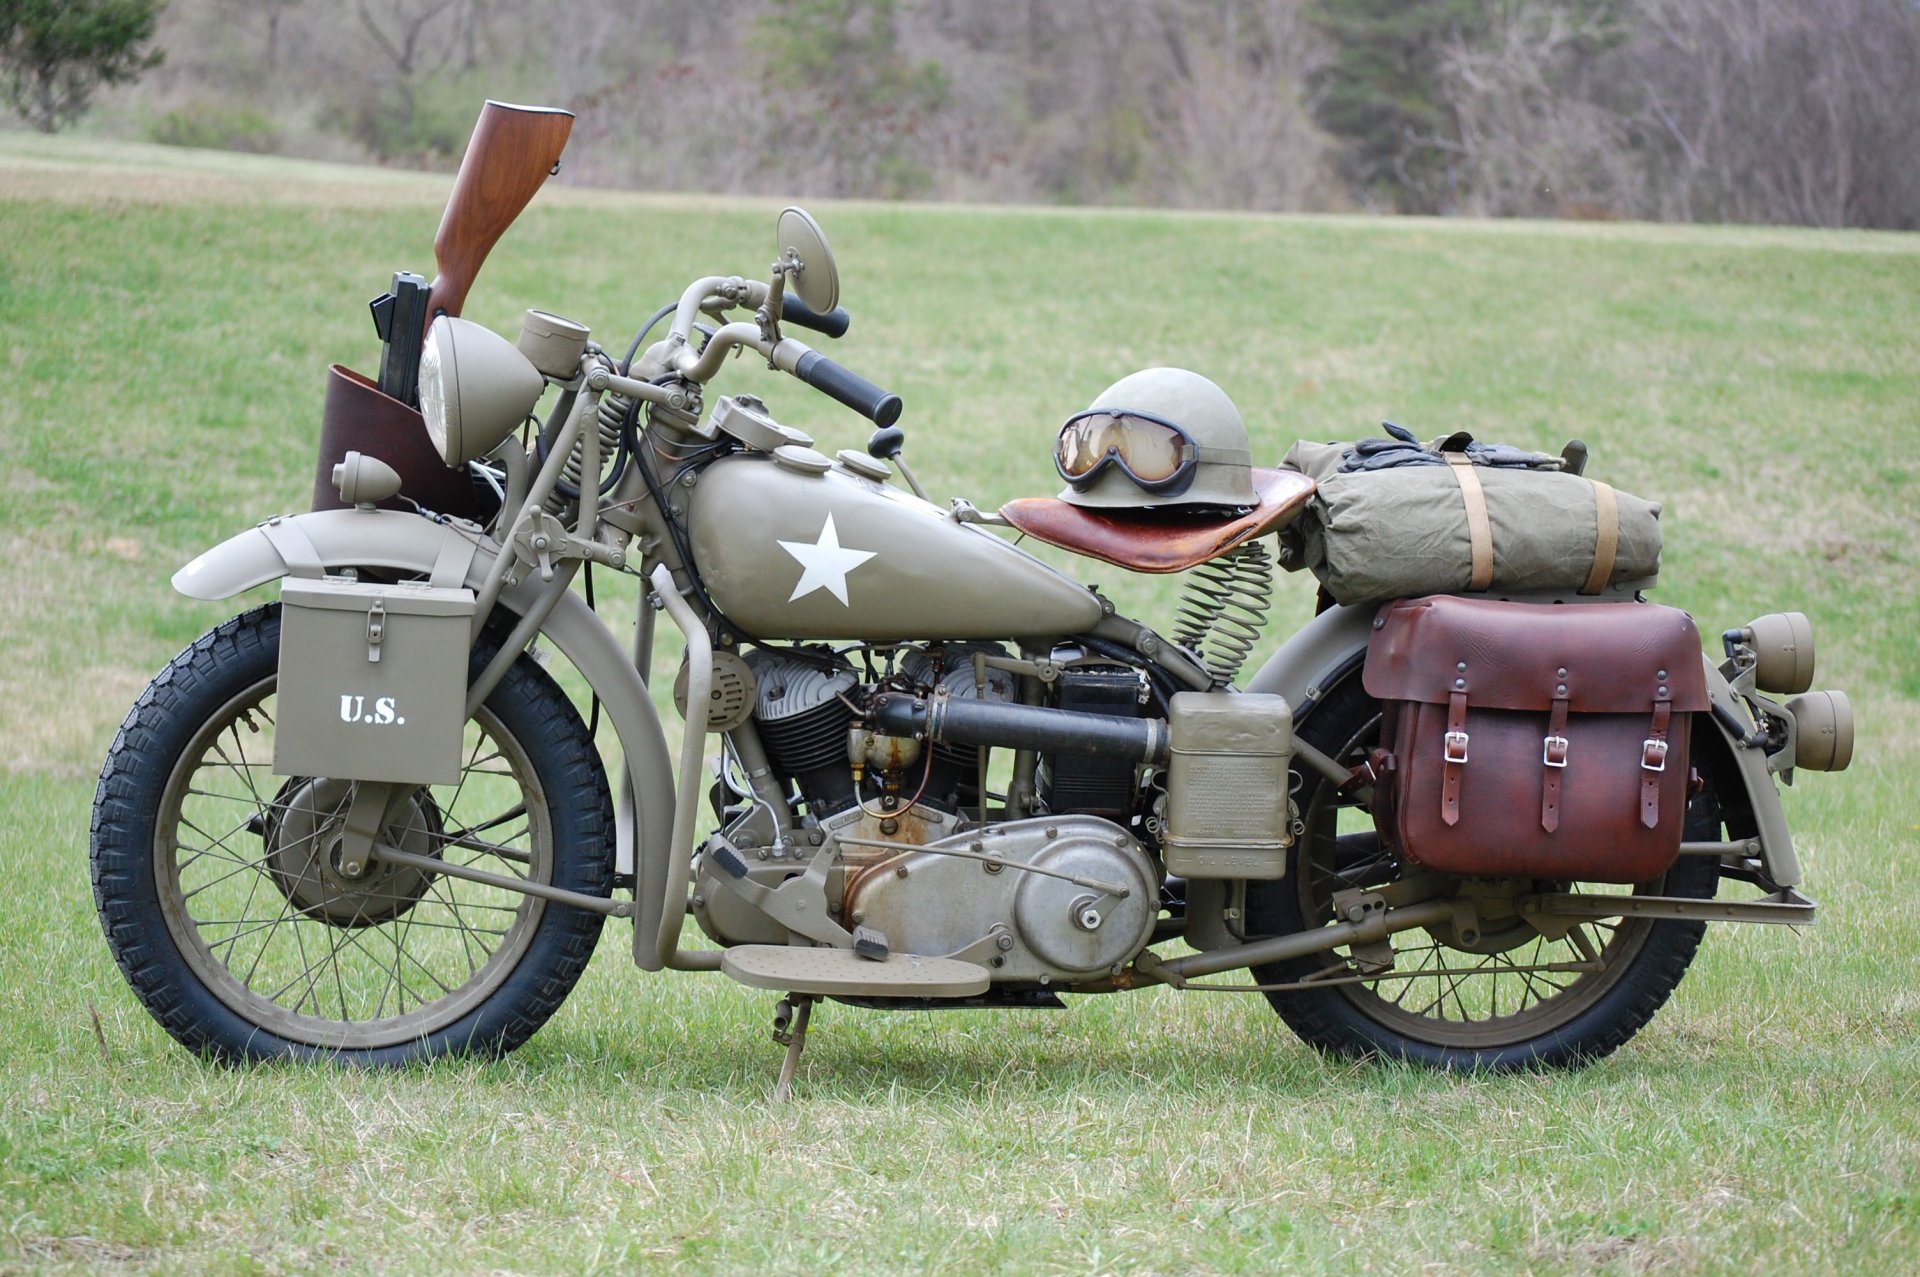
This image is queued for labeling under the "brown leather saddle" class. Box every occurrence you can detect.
[999,467,1316,575]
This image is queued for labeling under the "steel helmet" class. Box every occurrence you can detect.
[1054,368,1256,510]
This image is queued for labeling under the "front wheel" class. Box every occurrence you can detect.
[91,604,613,1065]
[1247,676,1719,1070]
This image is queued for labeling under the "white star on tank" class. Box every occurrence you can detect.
[777,513,877,605]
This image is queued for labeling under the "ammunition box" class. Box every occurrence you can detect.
[1162,692,1293,879]
[274,577,475,786]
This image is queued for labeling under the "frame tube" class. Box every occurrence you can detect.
[647,564,719,970]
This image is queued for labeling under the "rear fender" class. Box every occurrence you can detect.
[1243,600,1800,888]
[1242,601,1374,715]
[172,509,681,960]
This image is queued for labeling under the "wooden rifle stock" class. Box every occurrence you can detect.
[425,100,574,328]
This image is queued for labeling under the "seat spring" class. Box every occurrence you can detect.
[1170,540,1275,684]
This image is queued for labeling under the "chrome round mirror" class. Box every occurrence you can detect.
[776,206,839,315]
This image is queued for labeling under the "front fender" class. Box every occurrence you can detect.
[175,509,484,599]
[1244,598,1801,888]
[173,509,681,958]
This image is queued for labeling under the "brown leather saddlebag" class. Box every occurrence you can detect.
[1362,596,1709,883]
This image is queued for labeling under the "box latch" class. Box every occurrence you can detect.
[366,599,386,663]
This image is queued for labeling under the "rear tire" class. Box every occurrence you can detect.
[1248,675,1718,1070]
[91,604,613,1065]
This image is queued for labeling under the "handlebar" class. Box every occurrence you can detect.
[780,295,851,339]
[669,330,904,428]
[792,350,902,427]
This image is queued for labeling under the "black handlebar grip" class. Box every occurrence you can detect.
[779,295,852,338]
[793,350,903,427]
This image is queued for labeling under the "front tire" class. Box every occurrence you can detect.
[91,605,613,1065]
[1248,675,1719,1070]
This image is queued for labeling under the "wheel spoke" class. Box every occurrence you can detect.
[129,621,597,1059]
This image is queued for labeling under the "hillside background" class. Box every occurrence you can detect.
[43,0,1920,229]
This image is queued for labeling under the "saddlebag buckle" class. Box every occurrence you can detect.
[1641,738,1669,772]
[1543,734,1570,768]
[1443,730,1470,765]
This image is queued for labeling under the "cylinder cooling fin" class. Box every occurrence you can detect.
[745,651,859,813]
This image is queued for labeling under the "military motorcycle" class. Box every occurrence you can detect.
[91,103,1853,1086]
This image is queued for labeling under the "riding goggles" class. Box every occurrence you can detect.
[1053,408,1200,496]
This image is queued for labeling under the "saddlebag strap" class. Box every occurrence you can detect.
[1541,695,1570,833]
[1445,453,1495,591]
[1581,479,1621,595]
[1641,700,1673,829]
[1442,688,1469,826]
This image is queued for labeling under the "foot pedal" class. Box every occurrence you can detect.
[721,946,989,997]
[852,925,889,961]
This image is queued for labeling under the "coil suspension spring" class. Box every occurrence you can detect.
[543,394,633,517]
[1170,539,1275,684]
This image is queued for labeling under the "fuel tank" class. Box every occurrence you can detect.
[686,452,1103,640]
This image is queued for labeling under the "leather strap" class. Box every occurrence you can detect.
[1446,453,1495,591]
[1581,479,1620,595]
[1442,689,1468,827]
[1641,700,1672,830]
[1541,696,1569,833]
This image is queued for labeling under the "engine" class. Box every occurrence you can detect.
[738,644,1011,818]
[690,642,1173,987]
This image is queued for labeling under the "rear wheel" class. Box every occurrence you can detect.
[1248,676,1718,1070]
[91,605,613,1065]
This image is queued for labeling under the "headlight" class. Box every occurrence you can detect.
[418,316,546,467]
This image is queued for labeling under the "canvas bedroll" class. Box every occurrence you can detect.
[1276,439,1663,604]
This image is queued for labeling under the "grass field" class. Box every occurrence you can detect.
[2,134,1917,1275]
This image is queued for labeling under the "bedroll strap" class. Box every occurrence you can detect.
[1640,700,1672,830]
[1446,454,1495,591]
[1541,696,1569,834]
[1442,689,1469,827]
[1581,479,1620,595]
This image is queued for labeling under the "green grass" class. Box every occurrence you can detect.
[3,135,1918,1274]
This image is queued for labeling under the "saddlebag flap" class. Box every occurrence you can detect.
[1362,597,1708,883]
[274,576,475,787]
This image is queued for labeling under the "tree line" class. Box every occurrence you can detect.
[12,0,1919,229]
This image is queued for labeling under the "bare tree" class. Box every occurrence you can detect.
[1629,0,1920,229]
[351,0,464,151]
[1156,0,1340,212]
[1436,2,1642,218]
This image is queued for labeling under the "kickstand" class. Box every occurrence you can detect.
[770,994,814,1103]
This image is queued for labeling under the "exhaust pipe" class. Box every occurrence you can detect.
[868,691,1168,765]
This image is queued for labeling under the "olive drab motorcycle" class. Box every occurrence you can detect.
[91,102,1854,1087]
